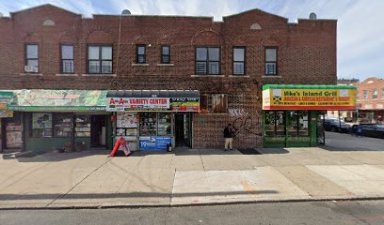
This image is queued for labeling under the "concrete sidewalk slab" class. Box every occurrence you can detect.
[171,168,310,205]
[0,147,383,209]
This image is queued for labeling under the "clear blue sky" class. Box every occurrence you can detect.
[1,0,383,81]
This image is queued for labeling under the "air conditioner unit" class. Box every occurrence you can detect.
[24,65,38,73]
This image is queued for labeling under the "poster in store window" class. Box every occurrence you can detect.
[117,112,138,128]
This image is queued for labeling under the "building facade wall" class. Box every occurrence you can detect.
[0,5,337,149]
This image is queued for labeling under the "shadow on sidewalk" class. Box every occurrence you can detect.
[0,190,279,201]
[2,150,110,163]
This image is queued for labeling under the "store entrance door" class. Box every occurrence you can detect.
[91,115,106,148]
[175,113,192,148]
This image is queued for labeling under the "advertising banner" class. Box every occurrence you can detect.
[170,97,200,112]
[262,85,357,110]
[139,136,172,150]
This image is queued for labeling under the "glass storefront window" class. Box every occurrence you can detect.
[139,112,157,136]
[287,111,309,136]
[158,113,172,136]
[75,115,91,137]
[32,113,52,137]
[54,113,73,137]
[265,111,284,136]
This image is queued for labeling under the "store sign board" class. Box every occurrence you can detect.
[0,103,13,118]
[170,97,200,112]
[107,97,170,111]
[262,88,356,110]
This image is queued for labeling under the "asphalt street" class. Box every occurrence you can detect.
[1,200,384,225]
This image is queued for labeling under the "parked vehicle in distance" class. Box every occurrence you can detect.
[323,118,351,133]
[352,124,384,138]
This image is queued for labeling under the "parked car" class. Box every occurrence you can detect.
[352,124,384,138]
[323,118,351,132]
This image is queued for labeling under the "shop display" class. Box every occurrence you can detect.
[116,112,139,151]
[32,113,53,137]
[75,115,91,137]
[54,114,73,137]
[157,113,172,136]
[139,112,157,136]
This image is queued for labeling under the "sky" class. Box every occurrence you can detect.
[0,0,383,81]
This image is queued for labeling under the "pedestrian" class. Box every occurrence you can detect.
[223,123,236,151]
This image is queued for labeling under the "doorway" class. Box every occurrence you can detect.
[91,115,106,148]
[174,113,192,148]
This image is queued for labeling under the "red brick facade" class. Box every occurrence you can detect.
[355,77,384,123]
[0,4,337,149]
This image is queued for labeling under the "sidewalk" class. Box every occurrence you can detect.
[1,145,384,209]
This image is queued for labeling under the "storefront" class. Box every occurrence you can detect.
[262,84,356,147]
[106,90,199,151]
[0,91,16,151]
[7,90,112,152]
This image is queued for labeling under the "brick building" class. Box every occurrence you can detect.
[0,4,339,152]
[355,77,384,123]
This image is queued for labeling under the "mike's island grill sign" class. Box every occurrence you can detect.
[262,84,357,110]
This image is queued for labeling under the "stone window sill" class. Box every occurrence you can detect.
[20,73,43,76]
[190,75,225,78]
[56,74,79,77]
[132,63,149,66]
[81,74,117,77]
[262,75,282,78]
[157,64,174,66]
[228,75,250,78]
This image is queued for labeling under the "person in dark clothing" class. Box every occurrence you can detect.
[223,123,236,151]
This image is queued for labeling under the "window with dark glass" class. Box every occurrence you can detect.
[61,44,74,73]
[265,47,277,75]
[25,44,39,73]
[286,111,309,136]
[161,45,170,64]
[233,47,245,75]
[88,45,112,74]
[31,113,52,137]
[53,114,73,137]
[136,45,146,63]
[195,47,220,75]
[265,111,284,136]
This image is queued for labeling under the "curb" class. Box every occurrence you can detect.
[1,196,384,210]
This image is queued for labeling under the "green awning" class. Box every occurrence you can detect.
[8,90,107,112]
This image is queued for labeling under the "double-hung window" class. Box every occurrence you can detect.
[61,44,74,73]
[161,45,170,64]
[265,47,277,75]
[25,44,39,73]
[195,47,220,75]
[233,47,245,75]
[136,45,146,63]
[88,45,113,74]
[372,89,378,99]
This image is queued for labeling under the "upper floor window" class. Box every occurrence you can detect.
[265,47,277,75]
[88,45,112,74]
[136,45,146,63]
[161,45,170,64]
[195,47,220,75]
[382,88,384,98]
[233,47,245,75]
[25,44,39,73]
[372,89,378,99]
[61,44,74,74]
[363,90,368,100]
